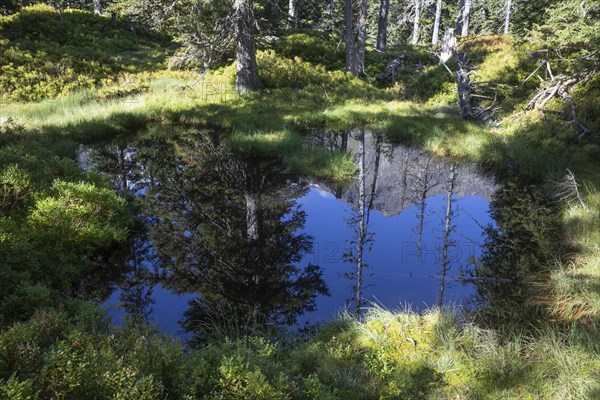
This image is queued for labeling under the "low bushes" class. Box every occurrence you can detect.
[0,5,167,102]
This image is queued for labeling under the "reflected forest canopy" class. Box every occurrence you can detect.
[85,128,330,339]
[79,126,562,340]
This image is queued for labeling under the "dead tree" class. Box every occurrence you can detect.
[287,0,297,28]
[553,169,589,211]
[461,0,472,37]
[526,61,592,139]
[356,0,368,74]
[375,55,406,84]
[504,0,512,34]
[432,0,443,45]
[456,52,473,119]
[411,0,421,45]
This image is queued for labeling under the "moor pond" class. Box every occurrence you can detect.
[78,127,560,340]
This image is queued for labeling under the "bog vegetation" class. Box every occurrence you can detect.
[1,1,600,399]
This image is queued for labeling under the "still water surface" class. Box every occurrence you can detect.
[80,129,499,338]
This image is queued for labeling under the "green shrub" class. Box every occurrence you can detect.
[28,180,130,247]
[39,331,163,399]
[0,310,68,380]
[0,165,33,216]
[267,32,344,71]
[0,5,167,102]
[0,376,37,400]
[257,50,329,89]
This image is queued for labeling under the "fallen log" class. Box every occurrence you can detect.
[527,76,591,139]
[375,55,406,84]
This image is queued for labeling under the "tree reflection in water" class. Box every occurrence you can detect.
[472,177,563,323]
[85,128,329,342]
[81,127,558,336]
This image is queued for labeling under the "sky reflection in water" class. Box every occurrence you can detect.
[84,130,497,338]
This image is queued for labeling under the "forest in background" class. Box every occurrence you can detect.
[1,0,600,398]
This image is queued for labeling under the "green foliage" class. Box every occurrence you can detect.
[0,165,33,216]
[28,180,130,247]
[257,50,330,89]
[0,376,37,400]
[40,334,163,400]
[0,4,167,102]
[267,32,344,71]
[0,123,134,325]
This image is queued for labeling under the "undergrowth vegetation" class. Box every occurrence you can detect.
[1,4,600,399]
[0,4,169,102]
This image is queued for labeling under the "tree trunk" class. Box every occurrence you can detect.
[377,0,390,51]
[504,0,512,34]
[344,0,358,74]
[93,0,102,15]
[437,165,456,308]
[356,0,368,74]
[432,0,443,45]
[412,0,421,45]
[375,55,406,84]
[440,27,456,63]
[234,0,263,93]
[22,0,29,6]
[461,0,472,37]
[456,52,473,118]
[456,0,464,35]
[245,193,260,241]
[326,0,335,31]
[287,0,297,28]
[111,12,117,27]
[355,131,366,314]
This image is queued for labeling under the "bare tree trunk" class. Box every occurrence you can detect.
[245,193,260,241]
[326,0,335,31]
[344,0,358,74]
[504,0,512,34]
[234,0,263,93]
[93,0,102,15]
[287,0,297,28]
[356,0,368,74]
[412,0,421,45]
[456,52,473,118]
[437,165,456,308]
[461,0,472,37]
[111,12,117,27]
[355,131,366,314]
[415,158,431,261]
[432,0,443,45]
[452,0,473,118]
[377,0,390,51]
[440,27,456,62]
[456,0,464,35]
